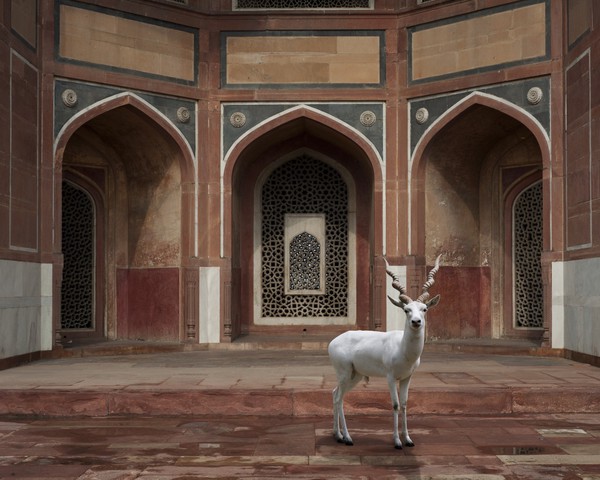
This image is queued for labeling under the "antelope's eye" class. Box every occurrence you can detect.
[423,307,428,312]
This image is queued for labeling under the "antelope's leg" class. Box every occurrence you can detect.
[332,386,341,441]
[333,371,363,445]
[399,376,414,447]
[387,375,402,449]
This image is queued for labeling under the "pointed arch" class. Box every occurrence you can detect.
[409,91,551,256]
[222,105,384,259]
[54,92,195,181]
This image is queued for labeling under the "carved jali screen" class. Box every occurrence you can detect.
[61,181,95,329]
[261,155,348,318]
[235,0,371,9]
[513,181,543,329]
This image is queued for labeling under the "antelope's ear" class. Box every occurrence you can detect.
[387,295,405,308]
[426,294,441,309]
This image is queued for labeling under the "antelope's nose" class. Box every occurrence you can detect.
[411,319,422,328]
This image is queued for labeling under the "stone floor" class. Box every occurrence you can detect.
[1,413,600,479]
[0,345,599,478]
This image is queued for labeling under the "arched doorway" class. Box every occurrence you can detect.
[227,111,381,337]
[56,95,195,344]
[412,99,548,342]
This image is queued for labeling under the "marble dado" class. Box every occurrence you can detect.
[0,260,53,359]
[552,257,600,358]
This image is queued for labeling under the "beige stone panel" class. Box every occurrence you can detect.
[120,46,156,76]
[412,53,458,81]
[228,52,331,65]
[330,63,379,84]
[521,32,547,59]
[60,5,195,81]
[228,62,330,84]
[227,35,380,84]
[412,3,546,80]
[92,30,135,49]
[336,36,380,55]
[227,36,337,54]
[160,55,195,81]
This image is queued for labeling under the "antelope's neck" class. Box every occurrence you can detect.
[402,330,425,359]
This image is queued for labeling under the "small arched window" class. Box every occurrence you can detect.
[284,213,326,295]
[289,232,321,291]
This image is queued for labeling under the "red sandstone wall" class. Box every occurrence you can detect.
[117,268,180,341]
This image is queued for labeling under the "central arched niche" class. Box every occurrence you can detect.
[422,103,541,339]
[62,104,185,341]
[231,115,375,336]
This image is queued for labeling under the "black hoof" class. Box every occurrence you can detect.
[394,443,403,450]
[404,441,415,448]
[334,433,353,445]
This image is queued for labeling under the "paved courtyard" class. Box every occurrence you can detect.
[1,413,600,479]
[0,346,599,478]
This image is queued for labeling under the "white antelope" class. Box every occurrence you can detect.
[328,255,442,449]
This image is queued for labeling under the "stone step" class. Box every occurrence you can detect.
[1,383,599,418]
[51,336,556,358]
[5,344,595,419]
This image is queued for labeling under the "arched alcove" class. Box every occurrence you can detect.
[225,111,380,338]
[411,98,548,341]
[56,96,195,343]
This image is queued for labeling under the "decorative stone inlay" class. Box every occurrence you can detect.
[359,110,376,127]
[415,107,429,124]
[177,106,191,123]
[527,87,543,105]
[230,112,247,128]
[61,89,78,108]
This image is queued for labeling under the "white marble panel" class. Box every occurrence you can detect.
[386,264,406,332]
[551,261,565,349]
[554,257,600,356]
[0,260,53,359]
[199,267,220,344]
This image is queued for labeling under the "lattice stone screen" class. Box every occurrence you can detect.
[260,155,348,318]
[513,181,543,329]
[234,0,371,9]
[61,181,95,329]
